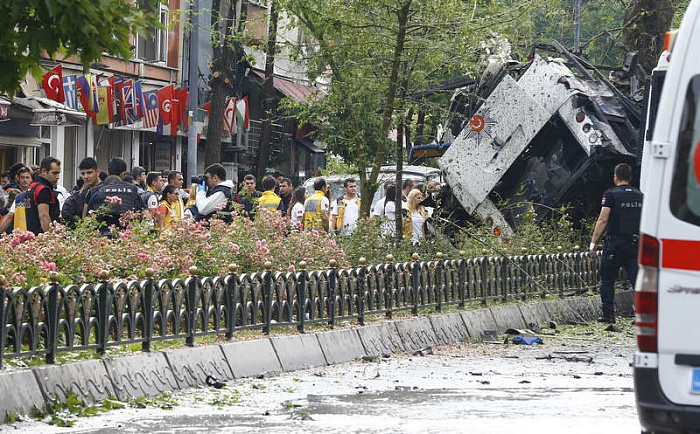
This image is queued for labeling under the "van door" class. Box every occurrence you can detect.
[648,8,700,405]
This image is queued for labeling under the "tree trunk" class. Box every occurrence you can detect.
[394,112,405,239]
[363,0,411,217]
[256,0,280,179]
[206,0,234,167]
[206,0,248,168]
[622,0,674,72]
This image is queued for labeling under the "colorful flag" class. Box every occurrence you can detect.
[90,74,100,114]
[170,87,180,135]
[158,85,174,126]
[121,80,136,125]
[42,65,65,103]
[223,97,236,135]
[179,88,190,132]
[133,81,145,118]
[236,96,250,130]
[76,75,95,117]
[95,86,111,125]
[143,89,159,128]
[63,75,77,110]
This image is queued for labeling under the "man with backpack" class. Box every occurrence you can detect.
[25,156,61,234]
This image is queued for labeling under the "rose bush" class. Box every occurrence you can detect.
[0,201,588,289]
[0,209,345,288]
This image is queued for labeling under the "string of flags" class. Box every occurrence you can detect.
[41,65,250,138]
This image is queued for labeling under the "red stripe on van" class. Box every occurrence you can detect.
[662,239,700,271]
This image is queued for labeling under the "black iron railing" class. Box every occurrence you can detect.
[0,250,600,368]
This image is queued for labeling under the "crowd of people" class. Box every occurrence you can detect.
[0,158,441,245]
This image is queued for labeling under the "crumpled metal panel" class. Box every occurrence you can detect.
[439,73,550,212]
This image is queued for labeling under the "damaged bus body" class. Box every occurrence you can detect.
[436,44,645,237]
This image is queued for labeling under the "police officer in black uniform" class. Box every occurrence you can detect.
[84,158,142,237]
[589,163,643,324]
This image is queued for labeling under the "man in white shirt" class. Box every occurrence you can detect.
[331,177,360,235]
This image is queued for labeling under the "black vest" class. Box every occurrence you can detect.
[607,185,643,235]
[87,181,142,229]
[25,177,59,234]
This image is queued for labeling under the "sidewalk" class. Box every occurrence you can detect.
[0,290,634,420]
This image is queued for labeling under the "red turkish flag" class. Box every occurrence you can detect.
[158,84,174,125]
[42,65,65,103]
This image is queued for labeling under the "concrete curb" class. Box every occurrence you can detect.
[0,291,634,419]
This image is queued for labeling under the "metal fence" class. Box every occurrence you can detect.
[0,250,601,368]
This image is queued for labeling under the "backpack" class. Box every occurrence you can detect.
[61,190,87,227]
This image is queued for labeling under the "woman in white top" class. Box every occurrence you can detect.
[381,185,397,237]
[289,186,307,226]
[405,188,429,245]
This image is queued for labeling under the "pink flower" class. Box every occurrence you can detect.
[42,262,57,272]
[288,264,296,273]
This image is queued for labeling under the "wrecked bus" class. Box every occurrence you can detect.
[433,44,646,237]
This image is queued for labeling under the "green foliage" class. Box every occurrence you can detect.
[322,155,357,176]
[448,203,592,259]
[0,0,160,96]
[308,199,590,268]
[209,389,241,407]
[280,0,483,206]
[4,411,18,423]
[39,391,118,427]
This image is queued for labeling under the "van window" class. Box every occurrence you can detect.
[670,75,700,225]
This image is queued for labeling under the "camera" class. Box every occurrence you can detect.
[191,175,204,185]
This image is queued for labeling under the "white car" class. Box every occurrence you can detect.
[303,166,441,213]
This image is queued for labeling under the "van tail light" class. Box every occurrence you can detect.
[636,233,659,353]
[664,30,678,52]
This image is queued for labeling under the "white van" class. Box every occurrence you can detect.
[634,1,700,432]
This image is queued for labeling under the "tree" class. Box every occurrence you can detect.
[205,0,249,167]
[256,0,281,179]
[0,0,159,95]
[281,0,488,217]
[622,0,675,72]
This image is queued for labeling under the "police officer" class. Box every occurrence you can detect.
[589,163,643,324]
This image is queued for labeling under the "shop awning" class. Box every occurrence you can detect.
[298,137,326,153]
[252,70,324,103]
[17,96,87,127]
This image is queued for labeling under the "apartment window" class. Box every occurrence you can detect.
[136,3,168,63]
